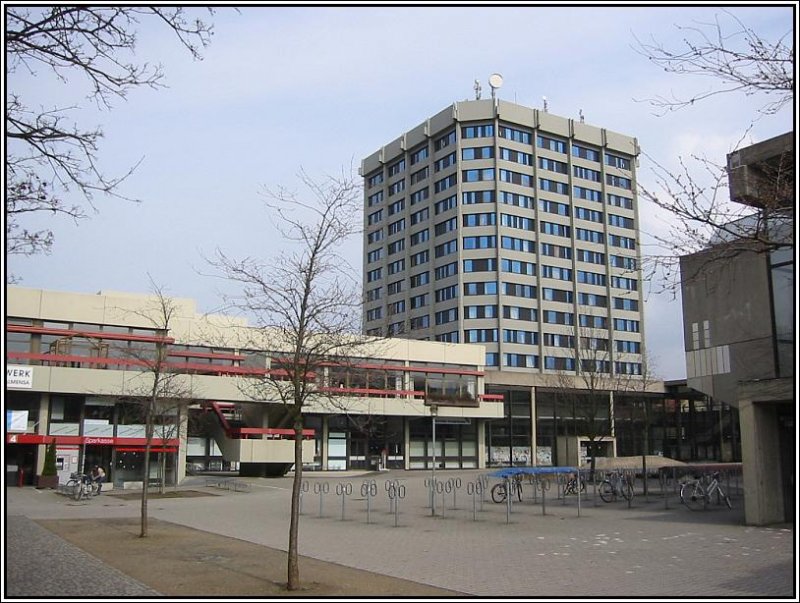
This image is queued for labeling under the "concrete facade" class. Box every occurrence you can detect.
[680,132,794,525]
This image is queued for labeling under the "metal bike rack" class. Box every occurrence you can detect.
[313,481,330,517]
[360,479,378,524]
[299,480,310,514]
[386,480,406,527]
[448,477,462,509]
[335,482,353,521]
[467,479,484,521]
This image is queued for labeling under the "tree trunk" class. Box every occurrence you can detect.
[287,414,303,591]
[642,400,650,496]
[140,412,152,538]
[160,450,169,494]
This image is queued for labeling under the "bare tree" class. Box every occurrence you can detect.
[633,10,794,293]
[639,144,793,294]
[620,351,663,495]
[552,314,654,469]
[554,325,616,477]
[115,281,193,537]
[211,169,369,591]
[633,10,793,116]
[6,7,214,263]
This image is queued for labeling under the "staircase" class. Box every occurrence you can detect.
[203,402,315,476]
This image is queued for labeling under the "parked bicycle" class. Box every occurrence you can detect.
[65,472,98,501]
[491,474,524,503]
[599,470,634,502]
[680,471,732,510]
[563,472,586,495]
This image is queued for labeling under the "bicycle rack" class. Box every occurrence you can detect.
[360,479,378,524]
[335,482,353,521]
[467,479,484,521]
[386,480,406,527]
[313,481,330,517]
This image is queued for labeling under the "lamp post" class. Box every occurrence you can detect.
[430,403,438,515]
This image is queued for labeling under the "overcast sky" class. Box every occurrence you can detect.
[6,4,794,380]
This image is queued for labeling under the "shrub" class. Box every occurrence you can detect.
[41,442,57,476]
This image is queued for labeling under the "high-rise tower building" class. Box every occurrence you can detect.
[361,98,644,378]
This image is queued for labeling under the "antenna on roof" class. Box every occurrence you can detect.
[488,73,503,101]
[579,109,585,123]
[474,79,482,100]
[542,96,549,113]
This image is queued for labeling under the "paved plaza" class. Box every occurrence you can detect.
[4,469,795,599]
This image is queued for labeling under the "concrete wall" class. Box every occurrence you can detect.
[681,247,775,406]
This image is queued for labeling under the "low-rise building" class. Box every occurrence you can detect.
[5,287,502,487]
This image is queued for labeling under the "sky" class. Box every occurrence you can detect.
[5,3,795,380]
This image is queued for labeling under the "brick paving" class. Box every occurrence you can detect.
[4,470,795,598]
[5,515,160,597]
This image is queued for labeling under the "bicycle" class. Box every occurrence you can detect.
[491,474,524,503]
[599,470,634,503]
[563,472,586,495]
[65,473,98,501]
[680,471,732,511]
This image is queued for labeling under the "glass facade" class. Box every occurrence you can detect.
[408,417,477,469]
[770,247,793,378]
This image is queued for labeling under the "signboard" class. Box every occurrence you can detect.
[6,410,29,432]
[5,433,179,447]
[7,365,33,389]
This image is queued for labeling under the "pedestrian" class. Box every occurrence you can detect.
[92,465,106,494]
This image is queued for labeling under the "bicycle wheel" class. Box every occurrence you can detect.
[73,483,85,501]
[491,483,507,503]
[717,488,732,510]
[621,478,634,501]
[599,480,614,503]
[680,481,706,511]
[65,479,79,498]
[515,482,523,502]
[564,480,575,495]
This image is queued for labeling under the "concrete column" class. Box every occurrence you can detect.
[321,416,329,470]
[403,418,411,470]
[530,387,537,466]
[35,393,50,475]
[477,419,486,469]
[177,405,188,484]
[609,390,615,438]
[739,399,782,525]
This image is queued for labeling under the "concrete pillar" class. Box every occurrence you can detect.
[739,399,783,525]
[403,418,411,470]
[477,419,486,469]
[609,390,615,438]
[177,405,188,484]
[35,393,50,475]
[321,416,329,470]
[530,387,537,466]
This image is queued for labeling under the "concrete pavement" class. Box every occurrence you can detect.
[4,470,795,598]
